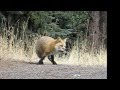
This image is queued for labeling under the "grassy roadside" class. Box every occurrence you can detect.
[0,29,107,67]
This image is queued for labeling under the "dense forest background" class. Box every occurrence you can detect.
[0,11,107,51]
[0,11,107,66]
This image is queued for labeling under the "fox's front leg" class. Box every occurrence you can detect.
[48,55,57,65]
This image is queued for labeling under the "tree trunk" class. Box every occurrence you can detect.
[87,11,107,52]
[99,11,107,49]
[88,11,100,52]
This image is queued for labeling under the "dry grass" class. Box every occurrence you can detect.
[0,35,37,62]
[0,29,107,67]
[56,48,107,67]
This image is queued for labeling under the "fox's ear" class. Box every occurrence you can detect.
[57,37,61,40]
[55,37,61,43]
[63,38,68,42]
[56,37,61,41]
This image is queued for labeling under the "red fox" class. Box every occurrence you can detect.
[35,36,67,65]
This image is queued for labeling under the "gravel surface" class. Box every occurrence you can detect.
[0,60,107,79]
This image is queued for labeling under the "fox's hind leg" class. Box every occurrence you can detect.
[38,56,46,64]
[48,55,57,65]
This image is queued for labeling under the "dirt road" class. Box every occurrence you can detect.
[0,60,107,79]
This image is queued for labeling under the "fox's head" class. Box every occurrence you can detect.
[55,37,67,53]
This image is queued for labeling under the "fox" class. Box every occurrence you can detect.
[35,36,67,65]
